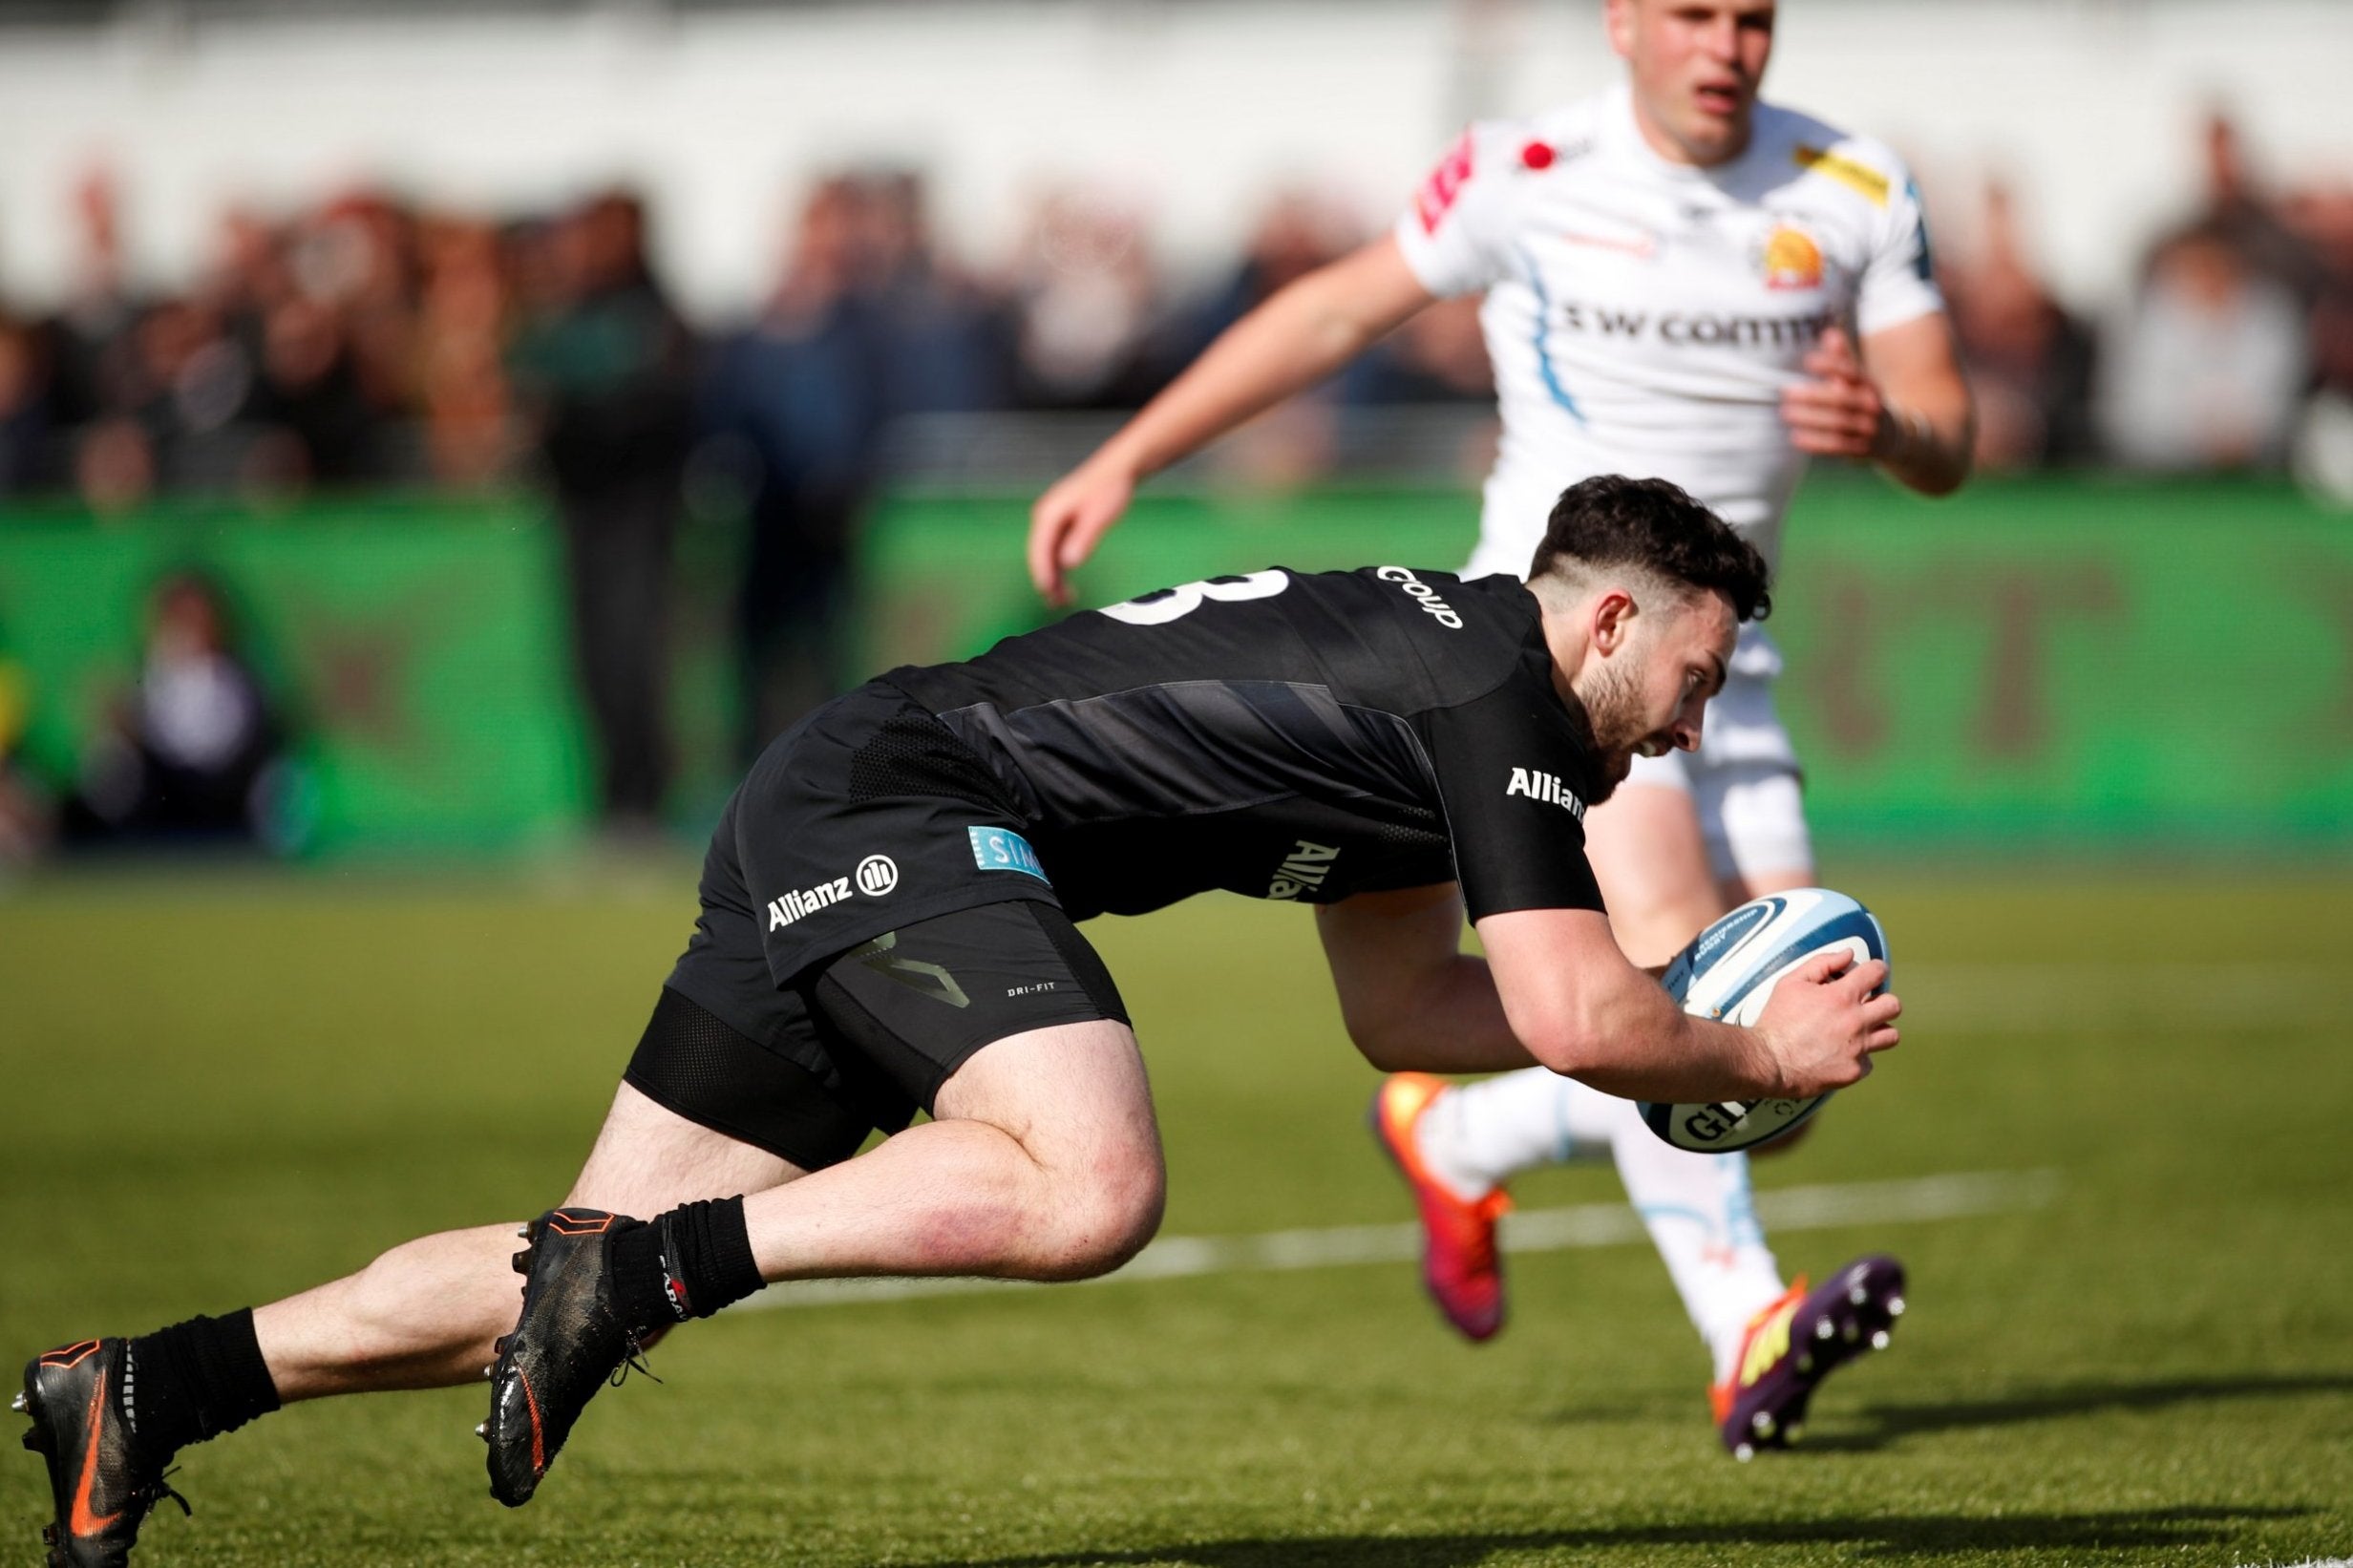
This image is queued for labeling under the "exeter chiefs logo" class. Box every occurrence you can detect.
[1757,222,1824,291]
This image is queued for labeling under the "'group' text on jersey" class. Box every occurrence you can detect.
[1395,85,1945,580]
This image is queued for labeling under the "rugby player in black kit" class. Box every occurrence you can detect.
[16,477,1901,1563]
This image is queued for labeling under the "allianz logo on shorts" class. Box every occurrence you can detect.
[1506,767,1585,820]
[767,855,899,931]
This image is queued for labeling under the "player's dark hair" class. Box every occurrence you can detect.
[1528,476,1772,624]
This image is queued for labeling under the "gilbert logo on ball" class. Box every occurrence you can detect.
[1638,888,1890,1153]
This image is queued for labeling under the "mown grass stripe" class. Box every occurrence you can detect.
[1901,964,2347,1031]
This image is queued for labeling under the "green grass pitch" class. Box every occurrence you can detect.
[3,867,2350,1565]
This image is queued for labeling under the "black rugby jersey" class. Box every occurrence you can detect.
[881,566,1606,923]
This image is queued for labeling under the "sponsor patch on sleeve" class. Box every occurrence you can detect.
[968,825,1050,882]
[1791,144,1889,208]
[1414,128,1477,234]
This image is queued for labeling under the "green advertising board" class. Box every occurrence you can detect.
[862,477,2353,854]
[0,498,587,852]
[1771,477,2353,849]
[2,477,2348,855]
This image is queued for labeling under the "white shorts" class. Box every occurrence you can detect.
[1622,633,1812,884]
[1624,744,1811,886]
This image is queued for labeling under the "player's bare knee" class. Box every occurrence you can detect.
[1039,1147,1165,1281]
[1098,1148,1168,1269]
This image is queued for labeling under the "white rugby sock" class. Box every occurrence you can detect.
[1605,1100,1789,1382]
[1413,1066,1580,1199]
[1415,1068,1788,1379]
[1416,1065,1624,1191]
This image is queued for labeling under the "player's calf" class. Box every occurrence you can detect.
[258,1223,544,1400]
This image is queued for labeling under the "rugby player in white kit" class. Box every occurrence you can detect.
[1028,0,1973,1456]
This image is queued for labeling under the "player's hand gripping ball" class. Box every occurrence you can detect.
[1638,888,1890,1153]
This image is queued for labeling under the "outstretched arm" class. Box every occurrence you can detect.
[1316,884,1535,1073]
[1318,887,1902,1103]
[1028,234,1438,605]
[1781,316,1976,497]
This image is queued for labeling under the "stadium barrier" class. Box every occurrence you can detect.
[3,476,2346,853]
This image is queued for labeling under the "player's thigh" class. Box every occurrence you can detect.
[933,1017,1166,1268]
[1727,863,1814,905]
[933,1017,1163,1193]
[813,899,1161,1187]
[1705,765,1815,906]
[1584,773,1724,966]
[566,1079,807,1216]
[587,800,909,1212]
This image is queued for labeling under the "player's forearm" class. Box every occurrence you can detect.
[1095,270,1397,481]
[1366,954,1786,1091]
[1561,1006,1790,1106]
[1872,396,1975,497]
[1517,967,1787,1105]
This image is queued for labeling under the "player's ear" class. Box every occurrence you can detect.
[1591,587,1639,654]
[1603,0,1639,61]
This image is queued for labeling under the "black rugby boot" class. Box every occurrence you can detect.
[17,1339,189,1567]
[483,1208,652,1507]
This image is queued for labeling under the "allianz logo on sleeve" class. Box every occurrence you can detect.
[1505,767,1585,819]
[1266,839,1341,901]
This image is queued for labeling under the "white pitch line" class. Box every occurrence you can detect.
[737,1168,2058,1313]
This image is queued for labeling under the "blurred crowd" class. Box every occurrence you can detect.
[2,106,2350,854]
[1938,112,2353,474]
[0,165,1488,515]
[0,110,2345,514]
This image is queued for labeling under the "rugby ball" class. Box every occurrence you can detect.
[1637,888,1889,1154]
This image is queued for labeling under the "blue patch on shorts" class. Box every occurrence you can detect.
[967,825,1049,882]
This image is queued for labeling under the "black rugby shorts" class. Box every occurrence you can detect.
[625,686,1129,1171]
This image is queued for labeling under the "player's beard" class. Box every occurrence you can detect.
[1573,657,1655,805]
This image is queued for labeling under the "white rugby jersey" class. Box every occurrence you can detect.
[1394,84,1945,588]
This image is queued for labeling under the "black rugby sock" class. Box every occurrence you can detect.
[613,1196,765,1329]
[124,1308,281,1460]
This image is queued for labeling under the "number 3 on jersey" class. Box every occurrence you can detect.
[1099,570,1289,626]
